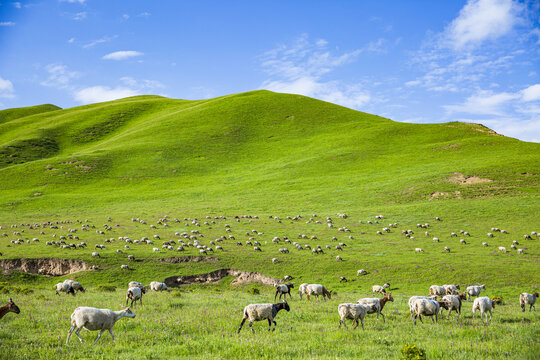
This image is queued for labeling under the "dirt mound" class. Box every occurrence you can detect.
[164,269,281,287]
[0,258,88,276]
[156,256,218,263]
[449,172,492,185]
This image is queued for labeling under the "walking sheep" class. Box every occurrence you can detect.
[472,297,495,324]
[338,303,368,330]
[412,298,445,325]
[274,283,294,301]
[306,284,332,301]
[64,280,85,293]
[466,285,486,300]
[298,283,309,300]
[237,300,290,333]
[149,281,169,292]
[55,282,75,296]
[126,285,142,306]
[66,306,136,344]
[520,292,538,312]
[357,293,394,322]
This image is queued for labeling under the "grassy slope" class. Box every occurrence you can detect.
[0,90,538,218]
[0,91,539,359]
[0,104,61,124]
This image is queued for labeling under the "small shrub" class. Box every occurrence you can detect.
[491,295,503,305]
[401,344,426,360]
[97,285,116,292]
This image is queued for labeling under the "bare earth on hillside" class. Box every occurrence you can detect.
[449,172,493,185]
[0,258,88,276]
[165,269,281,287]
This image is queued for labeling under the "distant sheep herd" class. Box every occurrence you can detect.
[0,213,538,343]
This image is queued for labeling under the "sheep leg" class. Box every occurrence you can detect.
[338,319,345,329]
[272,320,277,331]
[66,325,76,344]
[268,318,272,331]
[360,318,364,330]
[274,290,278,301]
[74,328,83,343]
[380,311,386,323]
[237,318,247,333]
[249,321,254,333]
[93,329,105,344]
[353,319,358,329]
[108,329,115,342]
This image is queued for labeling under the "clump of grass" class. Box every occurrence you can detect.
[97,285,116,292]
[401,344,426,360]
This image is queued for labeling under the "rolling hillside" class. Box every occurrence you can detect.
[0,90,538,218]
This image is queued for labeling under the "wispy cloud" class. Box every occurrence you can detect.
[83,35,117,49]
[102,50,143,60]
[73,12,86,21]
[443,0,523,50]
[40,64,80,89]
[0,22,16,26]
[120,77,164,90]
[259,35,376,110]
[74,86,140,104]
[444,90,519,116]
[13,2,21,9]
[0,77,15,99]
[60,0,86,4]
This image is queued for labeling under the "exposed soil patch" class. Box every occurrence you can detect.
[156,256,219,263]
[428,191,461,200]
[0,258,88,276]
[164,269,282,288]
[449,172,492,185]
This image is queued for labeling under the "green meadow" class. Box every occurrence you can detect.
[0,90,539,359]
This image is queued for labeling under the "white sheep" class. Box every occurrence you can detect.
[357,293,394,322]
[274,283,294,301]
[466,285,486,300]
[415,248,424,253]
[126,286,143,307]
[298,283,309,300]
[120,264,129,270]
[498,246,506,253]
[64,280,85,293]
[150,281,169,292]
[128,281,146,293]
[66,306,135,344]
[272,258,280,264]
[412,298,442,325]
[429,285,446,296]
[441,294,464,319]
[55,282,75,296]
[338,303,368,330]
[519,292,538,312]
[91,252,100,257]
[372,283,390,295]
[443,284,460,295]
[237,301,290,333]
[357,269,368,276]
[472,297,495,324]
[408,296,430,320]
[306,284,332,301]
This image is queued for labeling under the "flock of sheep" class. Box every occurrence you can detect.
[1,212,538,343]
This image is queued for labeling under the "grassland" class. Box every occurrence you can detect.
[0,90,539,359]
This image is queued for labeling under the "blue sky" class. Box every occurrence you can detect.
[1,0,539,142]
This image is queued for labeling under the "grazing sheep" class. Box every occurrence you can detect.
[444,246,450,252]
[443,284,460,295]
[519,292,538,312]
[128,281,146,293]
[466,285,486,300]
[482,242,488,247]
[441,294,464,319]
[55,282,75,296]
[66,306,135,344]
[338,303,368,330]
[372,284,390,295]
[298,283,309,300]
[336,255,343,261]
[412,298,444,325]
[498,246,506,253]
[272,258,280,264]
[127,255,135,261]
[126,287,143,307]
[517,248,524,254]
[274,283,294,301]
[429,285,446,296]
[91,252,100,258]
[120,264,129,270]
[460,239,466,244]
[0,298,20,320]
[306,284,332,301]
[339,276,347,283]
[149,281,169,292]
[64,280,85,293]
[472,297,495,324]
[357,293,394,322]
[357,269,368,276]
[237,301,290,333]
[415,248,424,253]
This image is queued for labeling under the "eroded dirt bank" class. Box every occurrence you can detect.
[164,269,282,287]
[0,258,88,276]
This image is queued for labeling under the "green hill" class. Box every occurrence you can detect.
[0,90,538,218]
[0,103,61,124]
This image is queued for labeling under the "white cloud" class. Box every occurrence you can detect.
[68,37,75,43]
[137,12,150,17]
[83,35,117,48]
[521,84,540,102]
[73,12,86,21]
[122,14,130,20]
[444,0,522,50]
[444,90,519,116]
[102,50,143,60]
[74,86,140,104]
[259,35,374,110]
[0,77,15,99]
[40,64,80,89]
[120,76,164,90]
[13,2,21,8]
[0,22,15,26]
